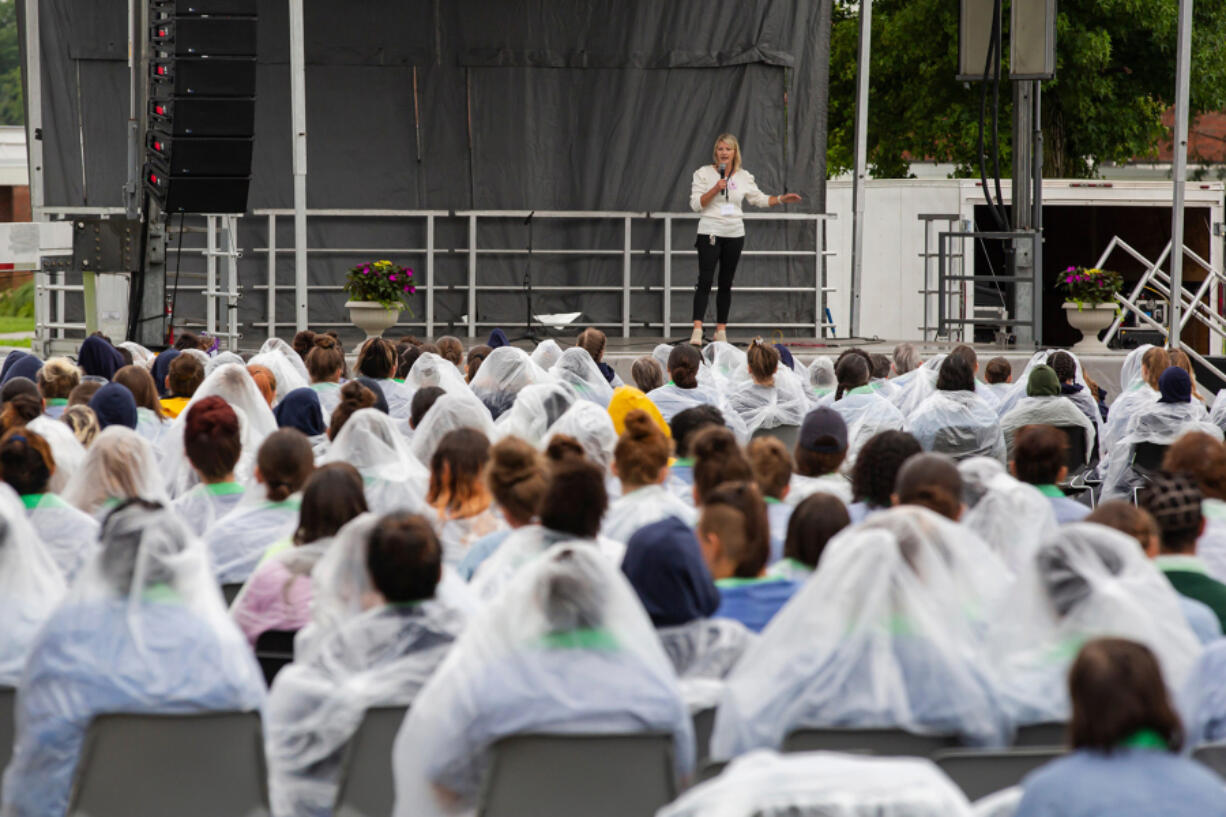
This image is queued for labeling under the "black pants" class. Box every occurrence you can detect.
[692,234,745,324]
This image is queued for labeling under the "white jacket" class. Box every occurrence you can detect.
[690,165,773,237]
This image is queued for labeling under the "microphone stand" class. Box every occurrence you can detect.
[508,211,548,345]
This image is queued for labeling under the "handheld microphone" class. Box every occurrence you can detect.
[719,162,728,198]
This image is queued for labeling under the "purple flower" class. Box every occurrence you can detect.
[389,274,397,281]
[403,285,410,292]
[362,269,369,275]
[1066,266,1076,272]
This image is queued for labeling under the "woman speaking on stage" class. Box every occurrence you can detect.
[689,134,802,346]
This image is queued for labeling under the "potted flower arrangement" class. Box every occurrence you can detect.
[1058,266,1123,353]
[343,260,415,343]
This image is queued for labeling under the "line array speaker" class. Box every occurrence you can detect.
[144,0,257,214]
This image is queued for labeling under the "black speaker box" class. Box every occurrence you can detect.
[147,166,250,213]
[152,57,256,97]
[151,98,254,137]
[153,18,258,57]
[154,0,257,16]
[147,132,252,176]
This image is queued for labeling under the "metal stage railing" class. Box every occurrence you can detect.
[33,209,838,351]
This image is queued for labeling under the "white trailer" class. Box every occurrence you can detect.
[825,178,1226,351]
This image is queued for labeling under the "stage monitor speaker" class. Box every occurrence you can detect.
[957,0,999,81]
[1010,0,1056,79]
[152,57,256,97]
[145,0,256,214]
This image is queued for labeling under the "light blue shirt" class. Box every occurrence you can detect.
[1180,595,1223,645]
[456,528,515,580]
[765,500,793,565]
[1014,748,1226,817]
[714,578,800,633]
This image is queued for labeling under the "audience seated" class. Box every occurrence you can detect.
[0,481,65,685]
[204,429,315,583]
[1013,638,1225,817]
[0,427,99,581]
[391,545,693,817]
[265,511,466,817]
[550,347,615,408]
[62,425,166,517]
[456,437,548,579]
[160,352,204,418]
[324,406,428,515]
[668,404,725,492]
[725,339,808,434]
[788,407,853,504]
[698,481,797,633]
[711,504,1013,759]
[1011,423,1091,523]
[1000,364,1095,462]
[765,491,849,582]
[908,354,1006,462]
[1086,500,1221,644]
[746,436,793,563]
[36,357,79,419]
[959,456,1058,572]
[427,428,506,566]
[848,429,922,522]
[603,409,696,543]
[1163,431,1226,581]
[231,463,368,645]
[172,397,246,535]
[828,351,906,474]
[1,500,264,817]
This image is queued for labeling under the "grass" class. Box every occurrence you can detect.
[0,338,31,348]
[0,316,34,334]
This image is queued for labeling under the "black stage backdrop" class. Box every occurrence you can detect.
[20,0,832,342]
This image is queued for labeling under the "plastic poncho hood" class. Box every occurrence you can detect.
[408,392,495,465]
[711,506,1014,759]
[908,389,1006,463]
[493,382,576,447]
[988,522,1202,725]
[958,457,1058,573]
[61,426,168,515]
[0,483,66,684]
[549,347,614,407]
[467,346,553,419]
[543,400,619,470]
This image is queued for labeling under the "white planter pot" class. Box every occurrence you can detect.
[346,300,401,345]
[1063,302,1116,354]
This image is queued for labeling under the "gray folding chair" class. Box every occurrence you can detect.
[934,747,1063,801]
[478,732,677,817]
[65,710,269,817]
[0,686,14,803]
[1193,742,1226,780]
[752,424,801,450]
[782,727,957,757]
[692,707,716,769]
[333,705,409,817]
[221,583,244,606]
[1012,721,1067,747]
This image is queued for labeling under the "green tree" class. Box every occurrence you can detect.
[828,0,1226,178]
[0,0,22,126]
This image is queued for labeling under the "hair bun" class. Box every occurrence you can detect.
[314,335,338,350]
[185,395,240,438]
[545,434,586,463]
[339,380,375,409]
[622,409,659,440]
[490,439,537,483]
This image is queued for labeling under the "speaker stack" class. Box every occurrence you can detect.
[145,0,257,214]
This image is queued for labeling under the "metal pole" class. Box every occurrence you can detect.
[663,216,672,337]
[1012,80,1035,345]
[206,216,217,336]
[266,213,277,340]
[848,0,872,338]
[289,0,309,332]
[124,0,140,219]
[1168,0,1193,350]
[22,0,45,221]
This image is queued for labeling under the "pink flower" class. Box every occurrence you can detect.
[403,285,410,292]
[389,274,397,281]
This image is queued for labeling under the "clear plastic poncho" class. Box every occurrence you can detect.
[321,408,428,514]
[28,415,85,494]
[0,502,264,817]
[1210,389,1226,436]
[892,354,945,417]
[172,481,247,536]
[1101,403,1221,499]
[660,618,756,712]
[543,400,619,470]
[0,483,66,685]
[658,751,975,817]
[711,506,1014,760]
[549,347,614,408]
[25,492,101,583]
[117,340,156,369]
[987,522,1202,726]
[248,350,310,404]
[908,389,1007,463]
[204,489,302,584]
[492,382,577,447]
[725,368,810,435]
[468,525,626,603]
[406,352,470,395]
[529,339,564,370]
[958,457,1058,574]
[830,388,908,475]
[1180,640,1226,749]
[1000,395,1095,463]
[156,363,279,498]
[259,337,311,386]
[265,594,469,817]
[61,425,169,516]
[390,543,694,817]
[408,392,496,465]
[467,346,553,419]
[808,356,836,403]
[206,350,245,376]
[602,484,698,545]
[295,514,477,660]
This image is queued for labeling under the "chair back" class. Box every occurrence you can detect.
[931,427,985,461]
[1012,721,1066,748]
[752,424,801,450]
[933,747,1063,801]
[1131,441,1169,474]
[254,629,297,687]
[782,727,956,757]
[221,583,244,605]
[65,711,268,817]
[333,705,409,817]
[692,707,716,769]
[478,732,677,817]
[0,686,14,803]
[1055,425,1089,472]
[1193,742,1226,781]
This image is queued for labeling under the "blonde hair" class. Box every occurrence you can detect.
[712,133,743,176]
[37,357,81,400]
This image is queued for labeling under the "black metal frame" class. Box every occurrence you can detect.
[938,229,1042,344]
